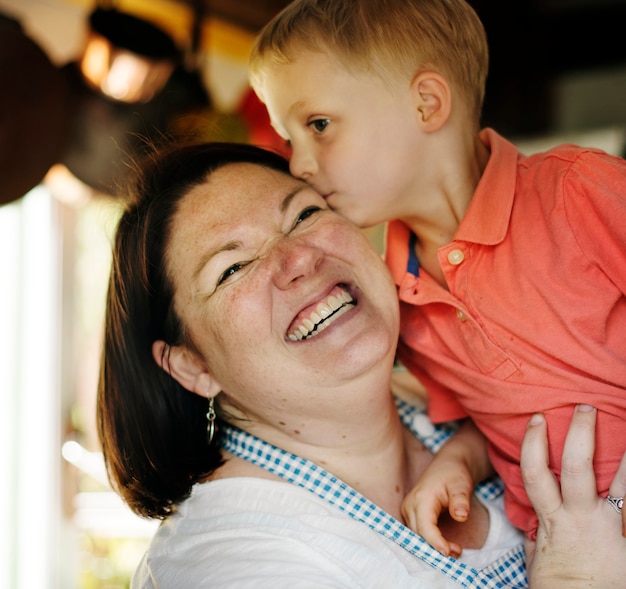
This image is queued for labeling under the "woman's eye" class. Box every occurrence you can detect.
[308,118,330,133]
[217,263,244,286]
[294,206,322,226]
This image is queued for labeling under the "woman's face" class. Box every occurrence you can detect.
[166,163,399,427]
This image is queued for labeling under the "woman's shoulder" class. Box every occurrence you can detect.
[153,476,341,549]
[191,475,324,512]
[132,477,436,589]
[132,478,334,585]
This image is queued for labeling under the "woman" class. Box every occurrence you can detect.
[98,142,626,588]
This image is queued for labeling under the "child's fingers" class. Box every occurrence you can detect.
[447,486,471,522]
[447,540,462,559]
[402,495,451,556]
[415,515,452,556]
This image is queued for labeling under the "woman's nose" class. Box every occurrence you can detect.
[272,239,323,290]
[289,145,317,180]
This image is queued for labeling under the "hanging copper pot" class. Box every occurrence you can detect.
[61,7,210,195]
[78,7,178,104]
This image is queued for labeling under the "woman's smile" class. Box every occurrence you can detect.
[287,284,356,341]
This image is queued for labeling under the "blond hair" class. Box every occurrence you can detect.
[250,0,489,123]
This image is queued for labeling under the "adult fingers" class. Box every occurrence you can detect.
[559,404,598,510]
[520,412,562,517]
[607,448,626,536]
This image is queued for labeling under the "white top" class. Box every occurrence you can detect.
[132,477,523,588]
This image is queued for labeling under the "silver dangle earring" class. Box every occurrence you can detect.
[206,396,216,445]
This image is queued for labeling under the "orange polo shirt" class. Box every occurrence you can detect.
[386,128,626,534]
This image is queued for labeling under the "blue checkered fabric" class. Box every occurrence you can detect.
[222,398,527,588]
[395,399,505,503]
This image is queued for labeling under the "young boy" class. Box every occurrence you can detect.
[248,0,626,557]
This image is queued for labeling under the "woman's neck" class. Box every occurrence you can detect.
[341,422,433,520]
[215,396,433,521]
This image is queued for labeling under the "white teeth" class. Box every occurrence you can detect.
[288,288,355,341]
[319,306,331,318]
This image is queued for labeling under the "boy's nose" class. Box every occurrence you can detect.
[272,239,323,290]
[289,146,317,180]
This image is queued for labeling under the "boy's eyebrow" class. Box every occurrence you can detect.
[192,184,308,281]
[287,100,306,116]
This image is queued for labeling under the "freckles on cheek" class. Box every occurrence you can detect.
[325,220,366,252]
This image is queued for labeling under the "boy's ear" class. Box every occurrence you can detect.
[152,340,222,399]
[410,71,451,131]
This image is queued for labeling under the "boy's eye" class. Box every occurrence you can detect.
[308,118,330,133]
[217,263,245,286]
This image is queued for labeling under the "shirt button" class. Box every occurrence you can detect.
[447,249,465,265]
[456,309,467,322]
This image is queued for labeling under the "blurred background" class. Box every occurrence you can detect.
[0,0,625,587]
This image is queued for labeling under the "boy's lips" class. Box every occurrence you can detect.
[322,192,341,211]
[308,181,332,201]
[304,178,333,203]
[287,285,355,341]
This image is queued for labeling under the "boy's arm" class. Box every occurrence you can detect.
[402,419,494,557]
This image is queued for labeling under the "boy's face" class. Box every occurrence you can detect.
[255,50,426,229]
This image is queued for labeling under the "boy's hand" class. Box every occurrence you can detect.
[401,454,473,558]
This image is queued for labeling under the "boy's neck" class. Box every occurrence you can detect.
[406,133,490,288]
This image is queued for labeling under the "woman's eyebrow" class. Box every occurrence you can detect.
[192,241,241,283]
[191,184,308,282]
[280,184,308,212]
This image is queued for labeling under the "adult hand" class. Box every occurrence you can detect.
[521,405,626,589]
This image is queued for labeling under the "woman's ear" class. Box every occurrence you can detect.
[410,71,451,131]
[152,340,222,399]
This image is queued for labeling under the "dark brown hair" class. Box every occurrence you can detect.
[97,142,290,519]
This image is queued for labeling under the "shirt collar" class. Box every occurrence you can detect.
[385,128,519,285]
[454,128,519,246]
